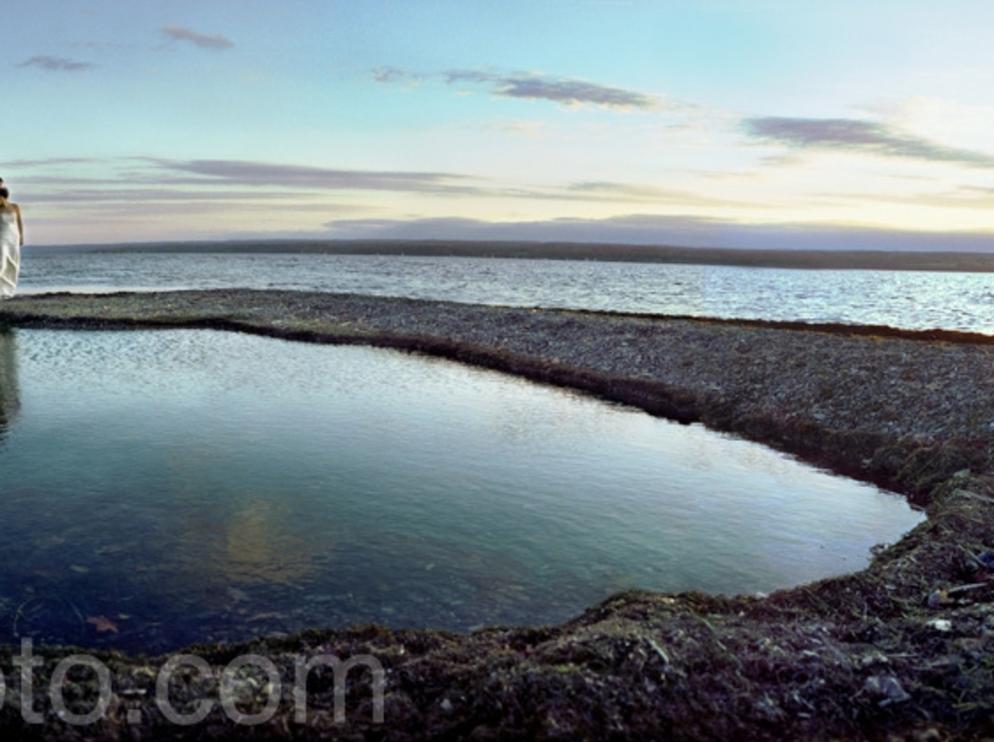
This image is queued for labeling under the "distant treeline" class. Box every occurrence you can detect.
[36,240,994,272]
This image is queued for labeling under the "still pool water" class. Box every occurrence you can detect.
[0,328,923,652]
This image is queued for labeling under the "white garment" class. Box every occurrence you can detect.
[0,209,20,299]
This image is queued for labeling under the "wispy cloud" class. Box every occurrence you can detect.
[2,156,476,194]
[373,66,658,110]
[20,188,320,204]
[445,69,657,109]
[744,116,994,168]
[16,55,93,72]
[811,184,994,210]
[44,201,364,220]
[566,181,705,203]
[371,66,418,84]
[162,25,234,51]
[144,158,479,194]
[533,181,759,208]
[0,157,103,168]
[6,156,751,208]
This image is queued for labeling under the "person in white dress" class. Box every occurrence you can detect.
[0,184,24,299]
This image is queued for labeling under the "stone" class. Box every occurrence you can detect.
[863,675,911,706]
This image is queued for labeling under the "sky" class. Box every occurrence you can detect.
[4,0,994,249]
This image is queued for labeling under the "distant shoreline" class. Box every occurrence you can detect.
[35,239,994,272]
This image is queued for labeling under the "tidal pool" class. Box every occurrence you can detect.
[0,328,923,652]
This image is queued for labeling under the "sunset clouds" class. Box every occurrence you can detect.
[5,1,994,247]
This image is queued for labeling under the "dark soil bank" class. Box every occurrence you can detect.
[1,289,993,740]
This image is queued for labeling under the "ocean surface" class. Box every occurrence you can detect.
[20,251,994,334]
[0,328,922,652]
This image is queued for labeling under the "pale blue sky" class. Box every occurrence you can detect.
[5,1,994,247]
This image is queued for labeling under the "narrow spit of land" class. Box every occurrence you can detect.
[42,239,994,272]
[0,289,993,740]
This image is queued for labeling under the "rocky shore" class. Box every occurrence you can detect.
[1,289,993,740]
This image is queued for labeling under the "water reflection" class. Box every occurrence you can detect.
[177,497,321,587]
[0,329,924,652]
[0,328,19,445]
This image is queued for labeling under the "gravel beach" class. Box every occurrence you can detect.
[1,289,992,740]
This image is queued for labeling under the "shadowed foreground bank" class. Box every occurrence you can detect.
[0,290,993,740]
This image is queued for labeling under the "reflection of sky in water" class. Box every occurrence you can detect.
[0,329,923,652]
[20,252,994,334]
